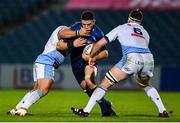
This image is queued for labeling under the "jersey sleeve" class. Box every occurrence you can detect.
[70,22,81,30]
[93,25,105,41]
[97,30,105,40]
[106,25,121,42]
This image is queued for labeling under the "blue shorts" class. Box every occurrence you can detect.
[72,64,86,84]
[71,60,98,84]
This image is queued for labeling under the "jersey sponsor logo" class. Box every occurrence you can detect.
[131,27,145,39]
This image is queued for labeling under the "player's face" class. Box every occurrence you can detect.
[81,20,95,31]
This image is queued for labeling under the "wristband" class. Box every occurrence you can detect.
[67,41,74,49]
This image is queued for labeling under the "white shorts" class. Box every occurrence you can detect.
[33,63,55,82]
[115,53,154,77]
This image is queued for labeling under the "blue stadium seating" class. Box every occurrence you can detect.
[0,0,47,26]
[0,10,179,65]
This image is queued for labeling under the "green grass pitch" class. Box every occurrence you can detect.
[0,89,179,122]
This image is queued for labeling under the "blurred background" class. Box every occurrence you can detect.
[0,0,179,91]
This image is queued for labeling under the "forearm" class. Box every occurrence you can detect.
[56,40,68,50]
[94,50,108,62]
[90,37,107,57]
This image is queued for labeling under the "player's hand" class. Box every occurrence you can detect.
[73,38,87,47]
[89,57,95,66]
[79,28,90,36]
[82,53,90,61]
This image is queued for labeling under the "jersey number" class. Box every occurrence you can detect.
[133,28,143,35]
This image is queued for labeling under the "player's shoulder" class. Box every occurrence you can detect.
[93,24,103,32]
[113,23,126,29]
[121,23,132,28]
[91,25,104,37]
[56,25,68,31]
[50,26,67,36]
[70,21,81,30]
[72,21,81,26]
[111,24,125,32]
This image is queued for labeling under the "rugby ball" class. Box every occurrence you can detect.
[83,43,93,55]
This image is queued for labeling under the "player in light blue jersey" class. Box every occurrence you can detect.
[72,9,169,118]
[8,26,87,116]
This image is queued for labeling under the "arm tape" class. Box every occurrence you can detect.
[76,30,80,37]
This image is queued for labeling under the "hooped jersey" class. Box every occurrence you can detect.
[35,26,67,69]
[106,23,150,55]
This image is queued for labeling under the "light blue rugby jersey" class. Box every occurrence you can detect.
[106,23,151,55]
[35,26,67,69]
[35,50,65,69]
[121,45,150,55]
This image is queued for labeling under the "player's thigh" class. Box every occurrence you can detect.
[141,53,154,78]
[109,66,129,81]
[104,66,128,87]
[72,66,85,84]
[134,53,154,87]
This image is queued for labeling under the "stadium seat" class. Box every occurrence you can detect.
[0,10,179,65]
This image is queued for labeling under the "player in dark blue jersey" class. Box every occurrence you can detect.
[59,10,116,116]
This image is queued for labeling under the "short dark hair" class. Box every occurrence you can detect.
[81,10,95,20]
[129,9,143,22]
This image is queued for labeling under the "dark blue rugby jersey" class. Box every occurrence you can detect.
[69,22,104,67]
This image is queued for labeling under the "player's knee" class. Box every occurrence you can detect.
[85,65,92,70]
[85,77,96,89]
[136,75,150,87]
[105,71,118,85]
[80,81,87,90]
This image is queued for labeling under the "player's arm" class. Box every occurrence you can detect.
[58,28,90,38]
[58,29,77,38]
[90,37,108,58]
[58,23,90,39]
[94,46,108,62]
[90,25,120,57]
[82,45,108,61]
[89,26,120,65]
[88,38,108,65]
[56,38,87,50]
